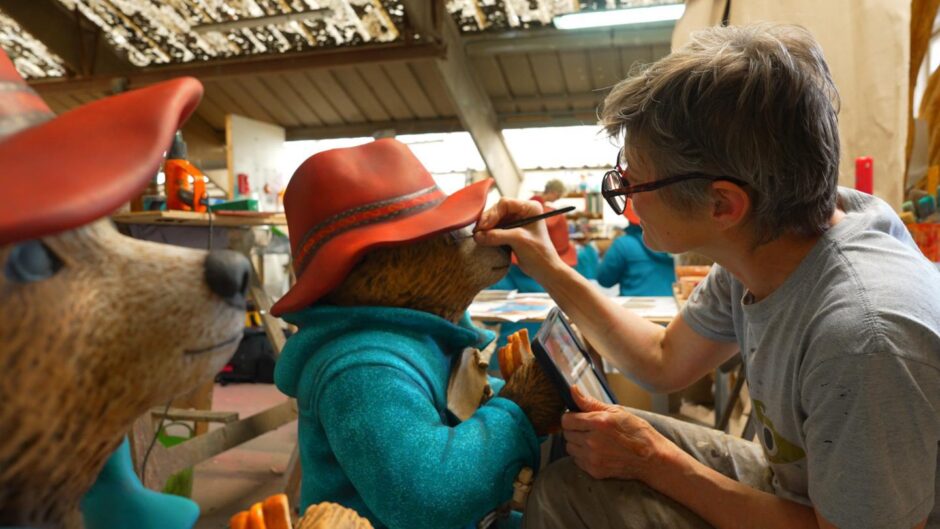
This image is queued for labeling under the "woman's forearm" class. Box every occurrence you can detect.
[648,446,820,529]
[534,260,672,391]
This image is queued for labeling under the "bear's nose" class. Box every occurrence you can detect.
[204,250,250,308]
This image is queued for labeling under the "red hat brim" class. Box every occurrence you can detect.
[271,178,494,316]
[0,78,202,245]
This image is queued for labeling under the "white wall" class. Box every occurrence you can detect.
[226,114,286,210]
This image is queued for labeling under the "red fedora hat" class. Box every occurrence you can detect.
[0,51,202,245]
[271,139,494,316]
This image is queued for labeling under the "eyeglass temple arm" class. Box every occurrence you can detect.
[601,181,660,198]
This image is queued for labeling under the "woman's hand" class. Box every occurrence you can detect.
[473,198,565,281]
[561,386,683,483]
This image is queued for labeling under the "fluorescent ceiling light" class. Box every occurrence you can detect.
[553,3,685,30]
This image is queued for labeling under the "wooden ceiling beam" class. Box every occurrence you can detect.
[402,0,523,197]
[400,0,445,42]
[28,42,445,95]
[492,92,606,108]
[287,118,464,140]
[284,106,607,141]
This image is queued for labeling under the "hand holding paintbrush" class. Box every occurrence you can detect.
[481,206,575,232]
[455,206,575,239]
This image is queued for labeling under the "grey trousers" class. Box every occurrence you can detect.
[522,408,774,529]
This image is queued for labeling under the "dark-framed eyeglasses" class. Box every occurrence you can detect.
[601,150,748,215]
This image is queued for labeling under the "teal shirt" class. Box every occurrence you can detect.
[597,226,676,296]
[275,306,539,529]
[575,243,599,280]
[488,265,545,293]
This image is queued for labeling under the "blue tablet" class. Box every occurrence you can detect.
[531,307,618,412]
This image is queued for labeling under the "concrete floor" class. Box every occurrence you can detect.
[191,383,296,529]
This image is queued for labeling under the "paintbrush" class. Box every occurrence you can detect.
[453,206,576,239]
[485,205,576,231]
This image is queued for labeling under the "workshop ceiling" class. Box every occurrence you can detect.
[3,1,675,75]
[51,0,405,67]
[0,9,67,77]
[1,0,677,180]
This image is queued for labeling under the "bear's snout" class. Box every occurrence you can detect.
[204,250,251,309]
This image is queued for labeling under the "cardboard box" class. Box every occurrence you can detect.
[605,372,652,411]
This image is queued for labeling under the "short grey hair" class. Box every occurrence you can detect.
[600,23,840,244]
[544,179,566,195]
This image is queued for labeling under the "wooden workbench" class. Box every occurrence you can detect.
[113,210,287,227]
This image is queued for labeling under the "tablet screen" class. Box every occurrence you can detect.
[539,314,615,405]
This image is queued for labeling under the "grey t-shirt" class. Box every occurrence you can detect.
[683,188,940,528]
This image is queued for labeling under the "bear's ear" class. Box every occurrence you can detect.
[4,240,63,283]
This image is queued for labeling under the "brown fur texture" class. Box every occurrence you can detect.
[499,360,566,436]
[0,219,244,528]
[323,227,510,323]
[322,226,565,436]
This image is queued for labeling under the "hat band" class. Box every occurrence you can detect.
[0,110,53,137]
[0,81,54,137]
[293,185,445,275]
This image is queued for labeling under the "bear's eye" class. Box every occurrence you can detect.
[4,240,63,283]
[444,224,475,245]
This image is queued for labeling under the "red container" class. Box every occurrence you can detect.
[855,156,873,194]
[237,173,250,196]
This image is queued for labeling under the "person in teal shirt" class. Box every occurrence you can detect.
[573,237,599,280]
[596,204,675,296]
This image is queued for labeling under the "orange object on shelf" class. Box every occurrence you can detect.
[910,223,940,261]
[165,158,207,212]
[164,130,208,212]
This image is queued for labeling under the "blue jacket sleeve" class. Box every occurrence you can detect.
[315,360,539,529]
[596,238,627,288]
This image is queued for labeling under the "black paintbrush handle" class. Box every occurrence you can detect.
[494,206,576,230]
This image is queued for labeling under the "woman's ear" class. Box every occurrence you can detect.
[710,181,751,230]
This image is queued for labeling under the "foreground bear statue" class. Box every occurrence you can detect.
[0,52,246,528]
[271,139,566,529]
